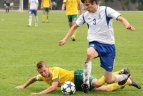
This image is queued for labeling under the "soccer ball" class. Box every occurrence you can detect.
[61,81,76,95]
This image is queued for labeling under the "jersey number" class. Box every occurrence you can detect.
[93,19,96,25]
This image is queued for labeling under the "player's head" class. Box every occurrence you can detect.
[36,61,50,78]
[81,0,98,12]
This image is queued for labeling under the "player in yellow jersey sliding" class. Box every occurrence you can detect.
[16,61,141,95]
[62,0,82,41]
[41,0,52,23]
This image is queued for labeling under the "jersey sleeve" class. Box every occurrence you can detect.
[52,69,60,82]
[77,0,80,4]
[36,74,43,81]
[106,7,120,20]
[76,14,85,26]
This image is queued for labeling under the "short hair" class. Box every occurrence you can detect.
[36,61,48,69]
[81,0,98,4]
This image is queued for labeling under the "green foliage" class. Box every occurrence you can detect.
[0,11,143,96]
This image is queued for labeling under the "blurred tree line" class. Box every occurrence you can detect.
[0,0,143,10]
[100,0,143,10]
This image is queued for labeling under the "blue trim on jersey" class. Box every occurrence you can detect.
[89,41,116,72]
[87,23,89,29]
[105,7,112,26]
[82,14,85,24]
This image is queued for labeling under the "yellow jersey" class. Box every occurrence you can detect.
[36,67,74,86]
[42,0,50,7]
[63,0,80,15]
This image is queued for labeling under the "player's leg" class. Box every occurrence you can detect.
[34,10,38,26]
[28,10,33,26]
[45,8,49,22]
[82,47,99,93]
[71,15,78,41]
[42,8,46,22]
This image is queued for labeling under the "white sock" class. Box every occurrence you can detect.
[115,74,128,82]
[29,15,32,25]
[35,16,38,25]
[83,61,92,85]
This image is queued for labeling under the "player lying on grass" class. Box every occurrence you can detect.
[16,61,141,95]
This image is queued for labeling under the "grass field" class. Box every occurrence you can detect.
[0,10,143,96]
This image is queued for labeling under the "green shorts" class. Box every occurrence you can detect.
[74,70,96,91]
[67,15,78,23]
[43,7,50,12]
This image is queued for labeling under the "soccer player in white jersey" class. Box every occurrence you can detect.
[58,0,135,93]
[28,0,39,27]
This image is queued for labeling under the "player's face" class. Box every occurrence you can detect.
[83,1,97,13]
[38,66,50,78]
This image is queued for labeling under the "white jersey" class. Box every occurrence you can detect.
[76,6,120,44]
[29,0,39,10]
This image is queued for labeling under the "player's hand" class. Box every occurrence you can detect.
[16,85,25,89]
[58,39,66,46]
[126,25,135,31]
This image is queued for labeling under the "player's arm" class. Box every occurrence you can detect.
[31,81,59,95]
[16,76,37,89]
[49,0,52,9]
[58,22,78,46]
[117,16,135,31]
[62,2,66,11]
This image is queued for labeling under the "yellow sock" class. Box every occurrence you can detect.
[71,31,76,39]
[107,83,122,91]
[42,14,46,22]
[97,76,106,86]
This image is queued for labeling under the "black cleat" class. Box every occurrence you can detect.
[129,76,141,89]
[119,67,130,74]
[71,38,76,41]
[130,81,141,89]
[81,83,89,93]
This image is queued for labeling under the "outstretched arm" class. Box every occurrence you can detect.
[31,81,59,95]
[117,16,135,31]
[58,23,78,46]
[16,76,37,89]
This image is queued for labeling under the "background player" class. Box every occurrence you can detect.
[41,0,52,23]
[28,0,39,27]
[62,0,82,41]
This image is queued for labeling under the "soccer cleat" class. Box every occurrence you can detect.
[35,23,38,27]
[71,38,76,41]
[81,83,89,93]
[129,76,141,89]
[119,67,130,75]
[130,81,141,89]
[28,24,31,27]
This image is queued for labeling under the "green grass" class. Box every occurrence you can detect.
[0,11,143,96]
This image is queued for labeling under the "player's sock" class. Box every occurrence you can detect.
[71,32,76,41]
[115,74,128,82]
[107,83,122,91]
[83,61,92,85]
[46,14,48,22]
[29,15,32,26]
[97,76,106,86]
